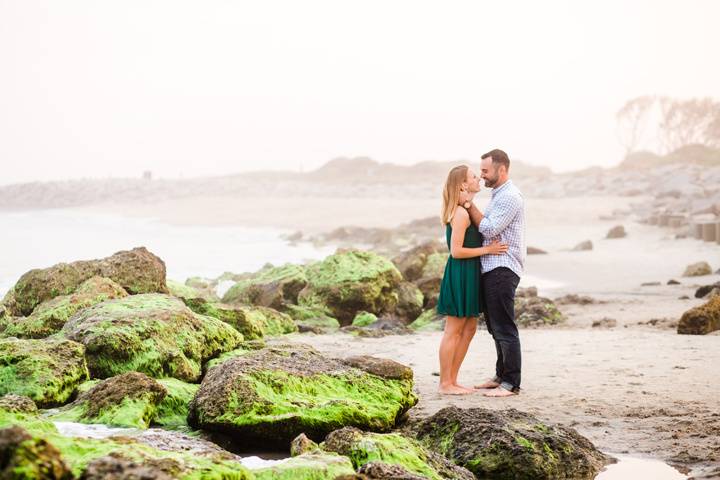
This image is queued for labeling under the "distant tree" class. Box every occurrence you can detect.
[657,97,720,152]
[616,96,655,155]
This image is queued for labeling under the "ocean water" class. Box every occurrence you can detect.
[0,209,337,297]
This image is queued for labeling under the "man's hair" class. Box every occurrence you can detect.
[481,149,510,171]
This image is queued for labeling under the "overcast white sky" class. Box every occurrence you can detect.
[0,0,718,185]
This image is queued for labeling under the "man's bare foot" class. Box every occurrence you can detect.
[483,387,518,397]
[473,379,500,390]
[439,384,473,395]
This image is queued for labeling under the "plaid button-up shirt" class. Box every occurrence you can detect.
[478,179,526,277]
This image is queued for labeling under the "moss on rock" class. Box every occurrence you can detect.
[188,343,417,449]
[61,294,243,381]
[222,264,309,310]
[0,337,88,407]
[284,305,340,331]
[0,425,73,479]
[514,295,565,328]
[0,394,37,414]
[297,250,402,325]
[351,312,378,327]
[678,295,720,334]
[408,310,445,332]
[184,299,297,339]
[252,452,356,480]
[154,378,200,429]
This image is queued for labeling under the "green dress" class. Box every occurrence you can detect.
[436,223,484,317]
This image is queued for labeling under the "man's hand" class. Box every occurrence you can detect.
[458,191,475,206]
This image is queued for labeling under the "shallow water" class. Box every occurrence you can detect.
[595,454,688,479]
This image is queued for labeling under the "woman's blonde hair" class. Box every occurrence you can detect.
[441,165,469,225]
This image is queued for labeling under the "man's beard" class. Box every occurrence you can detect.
[484,177,498,188]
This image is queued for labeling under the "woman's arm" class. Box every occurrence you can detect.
[449,209,508,259]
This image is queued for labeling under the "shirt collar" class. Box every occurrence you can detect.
[491,179,513,197]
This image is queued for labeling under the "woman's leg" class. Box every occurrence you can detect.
[450,318,477,389]
[438,316,471,394]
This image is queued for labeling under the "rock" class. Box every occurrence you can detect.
[695,282,720,298]
[154,378,200,429]
[252,452,355,479]
[606,225,627,239]
[641,281,661,286]
[515,296,565,327]
[414,252,448,309]
[61,294,243,381]
[1,276,128,339]
[80,454,174,480]
[357,462,425,480]
[554,294,596,305]
[393,282,424,323]
[321,427,475,480]
[51,372,167,429]
[414,406,608,480]
[0,425,72,480]
[683,261,713,277]
[408,310,445,332]
[0,394,37,414]
[352,311,378,327]
[0,337,88,407]
[592,318,617,328]
[167,280,207,301]
[221,263,308,310]
[391,241,446,282]
[188,343,417,449]
[183,298,297,339]
[667,279,681,285]
[284,304,341,332]
[342,356,414,381]
[297,250,403,325]
[516,286,538,298]
[290,433,320,456]
[1,247,168,317]
[342,315,414,337]
[527,246,547,255]
[572,240,593,251]
[678,295,720,335]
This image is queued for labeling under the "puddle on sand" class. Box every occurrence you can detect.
[596,454,687,479]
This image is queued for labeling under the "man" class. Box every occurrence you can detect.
[461,149,526,397]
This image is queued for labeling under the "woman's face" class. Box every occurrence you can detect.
[463,168,481,193]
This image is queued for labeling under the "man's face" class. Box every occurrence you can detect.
[480,157,500,188]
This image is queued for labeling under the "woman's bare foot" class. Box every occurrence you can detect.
[473,379,500,390]
[483,386,518,397]
[439,384,473,395]
[453,383,475,393]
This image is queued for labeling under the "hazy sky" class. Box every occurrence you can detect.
[1,0,718,185]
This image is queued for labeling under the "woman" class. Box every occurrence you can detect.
[436,165,508,395]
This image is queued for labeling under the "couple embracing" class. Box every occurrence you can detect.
[436,149,526,398]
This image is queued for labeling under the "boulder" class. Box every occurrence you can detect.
[0,425,72,480]
[392,241,446,282]
[414,406,608,480]
[352,311,378,327]
[284,304,341,332]
[408,310,445,332]
[297,250,403,325]
[0,337,88,407]
[342,356,414,381]
[221,263,308,310]
[413,252,448,309]
[393,282,424,323]
[683,261,713,277]
[572,240,593,251]
[0,394,37,414]
[678,295,720,335]
[2,276,128,339]
[61,294,243,381]
[527,247,547,255]
[50,372,167,429]
[188,343,417,448]
[290,433,320,456]
[605,225,627,239]
[695,282,720,298]
[183,298,297,339]
[80,454,174,480]
[154,378,200,429]
[342,315,414,337]
[515,296,565,327]
[2,247,167,317]
[252,453,356,480]
[321,427,475,480]
[356,461,426,479]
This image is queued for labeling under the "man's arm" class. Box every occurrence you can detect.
[465,202,484,226]
[478,194,521,237]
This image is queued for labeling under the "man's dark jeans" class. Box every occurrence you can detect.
[482,266,521,391]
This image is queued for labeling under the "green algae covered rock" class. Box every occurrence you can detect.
[394,281,424,323]
[184,298,297,339]
[2,276,128,339]
[391,240,446,283]
[155,378,200,429]
[284,305,340,332]
[297,250,402,325]
[50,372,167,429]
[321,427,474,480]
[252,452,355,480]
[222,263,309,310]
[167,279,206,300]
[0,394,38,414]
[0,337,88,407]
[188,343,417,449]
[351,311,378,327]
[0,425,73,480]
[80,455,173,480]
[678,294,720,334]
[2,247,168,317]
[414,406,608,480]
[408,310,445,332]
[514,295,565,328]
[61,294,243,381]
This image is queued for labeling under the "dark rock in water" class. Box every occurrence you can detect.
[51,372,167,429]
[641,281,662,286]
[2,276,128,339]
[413,406,608,480]
[297,250,403,325]
[1,246,168,317]
[0,394,37,414]
[683,261,713,277]
[80,454,174,480]
[606,225,627,239]
[554,294,596,305]
[221,263,308,310]
[183,298,297,339]
[342,356,414,381]
[0,425,72,479]
[0,337,88,407]
[679,295,690,300]
[527,246,547,255]
[572,240,593,251]
[515,296,564,327]
[678,295,720,335]
[322,427,474,480]
[62,294,243,381]
[667,279,681,285]
[188,343,417,449]
[592,318,617,328]
[393,282,424,323]
[695,282,720,298]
